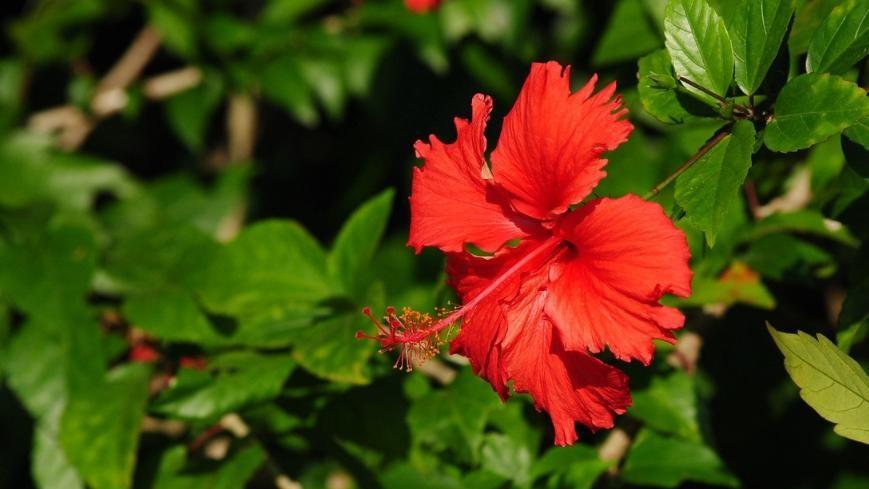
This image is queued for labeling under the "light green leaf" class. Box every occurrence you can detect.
[60,363,151,489]
[676,121,755,246]
[0,133,135,211]
[664,0,734,103]
[764,73,869,152]
[630,370,701,441]
[153,352,295,420]
[725,0,795,95]
[33,406,84,489]
[196,220,331,317]
[328,189,394,300]
[622,430,739,488]
[806,0,869,74]
[592,0,662,66]
[767,324,869,444]
[480,433,532,487]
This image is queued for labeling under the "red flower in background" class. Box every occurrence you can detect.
[405,0,441,13]
[360,62,692,445]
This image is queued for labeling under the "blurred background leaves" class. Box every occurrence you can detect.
[0,1,867,489]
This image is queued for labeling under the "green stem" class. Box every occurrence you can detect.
[643,129,731,200]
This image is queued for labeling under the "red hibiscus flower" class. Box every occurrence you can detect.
[359,62,692,445]
[404,0,441,13]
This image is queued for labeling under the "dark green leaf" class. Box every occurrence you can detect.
[530,444,612,489]
[806,0,869,74]
[152,444,265,489]
[260,54,319,126]
[592,0,662,66]
[123,290,231,346]
[764,73,869,152]
[407,369,501,461]
[676,121,755,246]
[741,210,859,246]
[163,71,224,153]
[837,279,869,353]
[768,324,869,444]
[664,0,734,102]
[724,0,795,95]
[622,430,739,487]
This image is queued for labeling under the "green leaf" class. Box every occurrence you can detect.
[741,210,859,247]
[163,71,224,153]
[806,0,869,74]
[123,290,232,346]
[407,369,501,462]
[380,463,464,489]
[530,444,612,489]
[260,53,319,126]
[152,444,265,489]
[0,133,135,211]
[637,49,709,124]
[101,225,219,294]
[676,121,755,246]
[631,370,702,441]
[196,220,332,318]
[764,73,869,153]
[60,363,151,489]
[725,0,795,95]
[592,0,662,66]
[288,312,377,384]
[767,324,869,444]
[845,117,869,151]
[789,0,840,54]
[837,279,869,353]
[328,189,394,300]
[480,433,532,487]
[664,0,734,103]
[33,407,84,489]
[743,234,834,281]
[0,222,96,321]
[153,352,295,420]
[622,430,739,488]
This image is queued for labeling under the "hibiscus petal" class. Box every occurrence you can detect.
[546,195,693,365]
[446,241,631,445]
[504,316,631,446]
[491,62,633,220]
[409,94,539,254]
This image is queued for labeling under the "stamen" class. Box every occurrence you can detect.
[355,306,453,371]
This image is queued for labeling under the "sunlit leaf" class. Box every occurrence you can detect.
[767,324,869,444]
